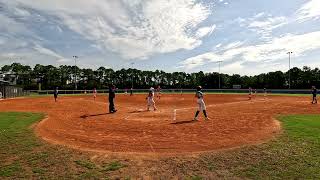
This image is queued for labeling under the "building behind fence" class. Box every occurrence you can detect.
[0,80,29,99]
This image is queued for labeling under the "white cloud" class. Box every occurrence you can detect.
[196,25,216,38]
[248,16,287,38]
[57,58,72,63]
[179,31,320,73]
[13,0,214,59]
[222,41,244,50]
[0,9,67,64]
[238,12,288,40]
[296,0,320,22]
[33,45,64,59]
[215,43,222,48]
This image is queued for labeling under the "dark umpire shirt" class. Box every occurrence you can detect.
[54,89,58,95]
[109,88,115,100]
[313,89,317,96]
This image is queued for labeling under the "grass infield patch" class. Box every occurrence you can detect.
[0,112,319,178]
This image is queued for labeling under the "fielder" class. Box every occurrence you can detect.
[93,88,97,101]
[248,87,253,100]
[311,86,317,104]
[156,85,161,99]
[53,87,59,102]
[194,86,209,121]
[263,88,267,97]
[146,87,157,111]
[130,87,133,96]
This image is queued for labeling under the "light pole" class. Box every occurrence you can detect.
[130,62,135,89]
[217,61,223,89]
[73,56,78,90]
[287,52,293,89]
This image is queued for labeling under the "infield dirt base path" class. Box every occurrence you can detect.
[0,94,319,155]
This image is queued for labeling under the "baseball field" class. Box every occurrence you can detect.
[0,93,320,179]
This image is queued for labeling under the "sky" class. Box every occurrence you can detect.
[0,0,319,75]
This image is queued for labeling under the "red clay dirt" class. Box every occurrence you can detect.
[0,94,319,155]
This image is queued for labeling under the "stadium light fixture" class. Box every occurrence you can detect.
[287,52,293,89]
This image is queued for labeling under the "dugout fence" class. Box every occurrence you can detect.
[29,88,315,95]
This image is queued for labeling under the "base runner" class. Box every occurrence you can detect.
[194,86,209,121]
[146,87,157,111]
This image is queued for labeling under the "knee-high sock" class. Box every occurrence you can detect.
[203,110,207,117]
[195,111,200,117]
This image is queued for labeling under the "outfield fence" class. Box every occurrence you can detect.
[29,88,315,95]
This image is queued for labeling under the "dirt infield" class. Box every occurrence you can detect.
[0,94,319,155]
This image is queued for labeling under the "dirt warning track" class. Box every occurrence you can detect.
[0,94,318,154]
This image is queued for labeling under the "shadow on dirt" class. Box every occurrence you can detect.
[129,110,149,113]
[171,120,196,125]
[80,113,111,119]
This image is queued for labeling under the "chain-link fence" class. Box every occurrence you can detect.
[0,85,29,99]
[29,88,315,95]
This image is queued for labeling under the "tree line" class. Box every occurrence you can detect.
[0,63,319,90]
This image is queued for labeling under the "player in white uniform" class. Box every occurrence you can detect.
[263,88,267,98]
[146,87,157,111]
[194,86,209,121]
[93,88,97,101]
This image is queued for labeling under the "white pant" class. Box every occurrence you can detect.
[197,99,206,111]
[147,97,156,109]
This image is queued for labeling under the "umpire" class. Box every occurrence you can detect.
[108,84,117,113]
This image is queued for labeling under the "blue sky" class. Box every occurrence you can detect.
[0,0,319,75]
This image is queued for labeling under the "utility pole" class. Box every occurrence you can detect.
[217,61,223,89]
[287,52,293,89]
[73,56,78,90]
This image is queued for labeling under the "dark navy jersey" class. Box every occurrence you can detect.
[54,89,58,95]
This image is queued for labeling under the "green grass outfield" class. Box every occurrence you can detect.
[0,112,319,179]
